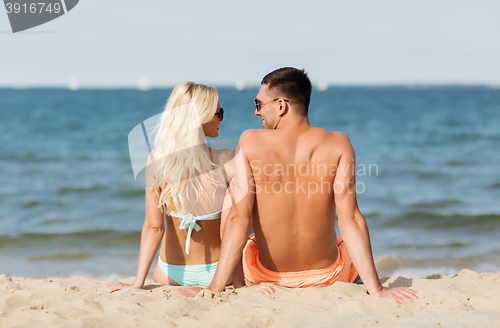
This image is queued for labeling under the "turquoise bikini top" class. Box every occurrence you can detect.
[169,210,222,255]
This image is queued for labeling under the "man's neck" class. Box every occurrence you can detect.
[275,114,311,131]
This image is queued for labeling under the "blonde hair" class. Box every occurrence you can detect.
[151,82,221,214]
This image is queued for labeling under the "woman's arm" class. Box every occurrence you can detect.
[132,185,165,288]
[104,152,165,292]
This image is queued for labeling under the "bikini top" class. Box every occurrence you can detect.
[168,209,222,255]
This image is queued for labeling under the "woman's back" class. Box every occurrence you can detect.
[105,82,231,290]
[160,147,233,265]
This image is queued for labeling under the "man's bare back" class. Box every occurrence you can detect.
[180,67,417,305]
[243,126,349,272]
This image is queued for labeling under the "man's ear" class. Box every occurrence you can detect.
[278,100,289,117]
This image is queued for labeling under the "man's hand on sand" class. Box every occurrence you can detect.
[249,283,275,295]
[103,282,137,293]
[371,287,418,305]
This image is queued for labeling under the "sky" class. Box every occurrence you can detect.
[1,0,499,88]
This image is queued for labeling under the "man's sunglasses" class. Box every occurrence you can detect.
[214,107,224,121]
[254,98,289,111]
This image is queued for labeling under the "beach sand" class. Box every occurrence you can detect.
[1,269,499,328]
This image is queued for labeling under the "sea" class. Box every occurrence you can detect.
[1,86,499,280]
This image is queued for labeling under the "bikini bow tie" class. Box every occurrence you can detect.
[178,213,201,255]
[179,213,202,232]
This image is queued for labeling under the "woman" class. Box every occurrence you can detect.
[104,82,239,291]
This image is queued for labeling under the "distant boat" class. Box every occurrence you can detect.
[235,82,245,91]
[315,81,328,92]
[68,78,78,91]
[138,76,150,91]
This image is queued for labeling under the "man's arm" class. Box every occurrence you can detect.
[208,134,255,292]
[334,133,417,304]
[220,184,245,288]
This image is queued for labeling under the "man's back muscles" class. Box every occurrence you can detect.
[240,127,351,272]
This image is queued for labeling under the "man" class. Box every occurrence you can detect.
[182,68,417,304]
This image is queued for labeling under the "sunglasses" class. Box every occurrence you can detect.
[254,98,289,111]
[214,107,224,121]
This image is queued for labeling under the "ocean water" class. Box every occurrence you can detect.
[1,86,499,279]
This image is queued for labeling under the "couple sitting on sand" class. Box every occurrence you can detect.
[105,67,417,305]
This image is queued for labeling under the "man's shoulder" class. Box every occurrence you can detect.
[240,128,269,137]
[328,130,351,144]
[238,129,279,158]
[311,128,352,145]
[239,129,270,145]
[305,128,353,160]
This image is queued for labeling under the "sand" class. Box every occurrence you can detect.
[1,269,499,328]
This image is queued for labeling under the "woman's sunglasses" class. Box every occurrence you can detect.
[214,107,224,121]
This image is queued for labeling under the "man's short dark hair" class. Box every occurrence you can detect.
[261,67,312,116]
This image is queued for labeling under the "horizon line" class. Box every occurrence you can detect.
[1,81,500,90]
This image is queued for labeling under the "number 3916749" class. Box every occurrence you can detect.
[5,3,61,14]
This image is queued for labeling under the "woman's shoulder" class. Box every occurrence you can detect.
[147,149,155,164]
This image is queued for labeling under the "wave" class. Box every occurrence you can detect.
[0,230,140,248]
[454,132,500,142]
[489,182,500,189]
[19,153,62,163]
[41,217,69,225]
[23,201,41,209]
[446,160,477,166]
[418,171,448,179]
[116,189,144,198]
[56,185,107,195]
[28,253,95,261]
[409,199,461,209]
[374,254,407,271]
[374,253,500,278]
[2,152,62,163]
[376,170,449,179]
[381,212,500,230]
[390,242,468,249]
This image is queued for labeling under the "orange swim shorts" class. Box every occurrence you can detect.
[242,234,358,288]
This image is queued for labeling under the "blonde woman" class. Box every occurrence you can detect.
[104,82,238,291]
